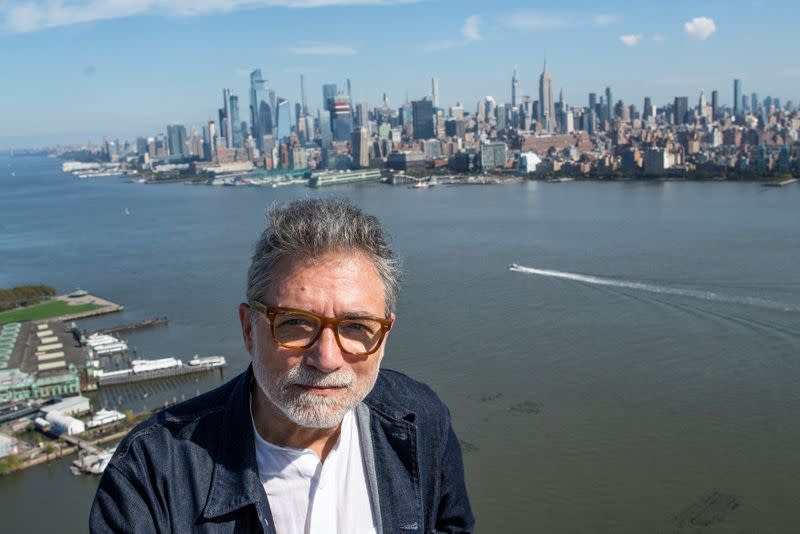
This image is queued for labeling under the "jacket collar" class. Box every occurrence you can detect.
[201,366,269,522]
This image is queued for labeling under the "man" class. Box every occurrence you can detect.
[90,198,474,533]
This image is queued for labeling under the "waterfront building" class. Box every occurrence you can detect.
[480,141,507,169]
[518,151,541,174]
[412,99,435,139]
[431,77,440,109]
[539,61,555,132]
[309,168,381,187]
[291,146,308,170]
[167,124,186,156]
[0,367,81,403]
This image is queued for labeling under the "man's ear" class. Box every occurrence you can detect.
[238,303,254,355]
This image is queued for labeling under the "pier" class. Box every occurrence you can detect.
[60,434,102,455]
[89,316,168,336]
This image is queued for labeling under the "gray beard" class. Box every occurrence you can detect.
[252,352,379,429]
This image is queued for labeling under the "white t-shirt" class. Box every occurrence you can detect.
[251,407,377,534]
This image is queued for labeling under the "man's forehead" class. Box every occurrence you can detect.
[263,251,385,308]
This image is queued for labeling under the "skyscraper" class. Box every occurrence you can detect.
[300,74,308,116]
[431,77,440,109]
[643,97,654,120]
[351,127,369,168]
[166,124,187,156]
[733,79,742,116]
[604,87,613,122]
[276,98,291,140]
[322,84,337,111]
[222,88,233,148]
[330,95,353,142]
[673,96,689,124]
[318,109,332,147]
[229,95,243,148]
[511,69,519,108]
[711,90,719,119]
[249,69,272,150]
[538,61,555,132]
[412,99,434,139]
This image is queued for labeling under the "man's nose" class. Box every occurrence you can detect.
[305,325,345,372]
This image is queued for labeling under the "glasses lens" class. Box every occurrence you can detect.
[272,311,321,347]
[337,319,384,355]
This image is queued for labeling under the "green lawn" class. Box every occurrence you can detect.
[0,301,104,324]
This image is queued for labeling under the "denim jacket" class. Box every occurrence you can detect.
[90,366,475,533]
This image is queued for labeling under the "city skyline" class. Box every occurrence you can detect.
[2,0,799,148]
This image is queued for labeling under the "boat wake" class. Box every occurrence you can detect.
[509,264,800,312]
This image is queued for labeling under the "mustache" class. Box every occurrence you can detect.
[282,365,355,389]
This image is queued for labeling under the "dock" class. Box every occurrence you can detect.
[89,317,168,336]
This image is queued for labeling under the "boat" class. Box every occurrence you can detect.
[72,447,115,475]
[86,409,126,428]
[188,355,227,368]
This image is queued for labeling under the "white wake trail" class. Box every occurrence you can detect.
[509,265,799,312]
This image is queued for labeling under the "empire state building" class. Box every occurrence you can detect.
[539,60,555,133]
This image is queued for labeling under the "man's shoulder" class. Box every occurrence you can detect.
[366,368,449,421]
[109,369,247,473]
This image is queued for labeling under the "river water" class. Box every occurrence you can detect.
[1,155,799,533]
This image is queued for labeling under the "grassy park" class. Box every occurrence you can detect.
[0,300,104,324]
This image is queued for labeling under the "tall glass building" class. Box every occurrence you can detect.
[322,84,338,111]
[330,95,353,142]
[230,95,243,148]
[250,69,273,149]
[276,98,291,140]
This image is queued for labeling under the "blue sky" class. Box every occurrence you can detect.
[1,0,798,148]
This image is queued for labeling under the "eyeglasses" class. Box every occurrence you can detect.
[248,301,393,357]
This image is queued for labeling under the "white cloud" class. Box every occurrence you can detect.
[501,11,575,31]
[461,14,480,41]
[289,41,357,55]
[684,16,716,40]
[422,14,480,51]
[618,34,642,47]
[593,13,618,26]
[1,0,419,33]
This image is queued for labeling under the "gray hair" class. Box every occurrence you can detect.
[246,198,401,315]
